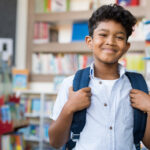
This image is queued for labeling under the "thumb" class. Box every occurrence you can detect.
[69,86,74,92]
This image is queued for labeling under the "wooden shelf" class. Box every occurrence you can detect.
[30,74,71,82]
[129,41,145,52]
[34,10,92,23]
[24,136,41,142]
[33,41,145,53]
[33,42,91,53]
[20,90,57,95]
[25,113,40,118]
[34,6,145,23]
[13,120,29,130]
[27,0,149,82]
[30,74,54,82]
[31,41,146,82]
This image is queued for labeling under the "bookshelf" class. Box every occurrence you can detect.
[24,1,150,150]
[0,97,29,135]
[0,97,29,150]
[26,0,150,82]
[34,6,146,22]
[19,90,57,150]
[33,41,145,53]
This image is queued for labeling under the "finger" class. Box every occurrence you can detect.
[130,97,136,103]
[131,102,137,108]
[81,87,91,92]
[86,93,92,97]
[87,97,91,101]
[130,98,133,103]
[130,89,139,94]
[129,93,136,99]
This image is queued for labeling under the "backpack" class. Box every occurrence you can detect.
[63,67,148,150]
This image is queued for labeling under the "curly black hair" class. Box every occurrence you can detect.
[88,4,137,40]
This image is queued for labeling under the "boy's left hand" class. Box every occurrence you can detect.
[130,89,150,114]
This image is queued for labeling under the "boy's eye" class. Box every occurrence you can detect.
[99,33,107,37]
[116,36,124,40]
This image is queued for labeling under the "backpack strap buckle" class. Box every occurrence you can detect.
[135,143,140,150]
[71,132,80,142]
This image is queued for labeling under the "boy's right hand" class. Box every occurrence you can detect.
[65,86,92,113]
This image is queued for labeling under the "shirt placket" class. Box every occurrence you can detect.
[107,79,120,150]
[97,79,112,150]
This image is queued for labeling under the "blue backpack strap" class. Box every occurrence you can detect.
[63,70,148,150]
[63,67,90,150]
[125,72,148,150]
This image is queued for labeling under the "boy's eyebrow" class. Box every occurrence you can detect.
[96,29,126,35]
[116,31,126,35]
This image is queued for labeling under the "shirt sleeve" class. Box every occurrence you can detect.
[50,75,74,120]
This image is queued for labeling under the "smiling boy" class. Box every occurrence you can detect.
[49,4,150,150]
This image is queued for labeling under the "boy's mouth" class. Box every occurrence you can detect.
[102,48,117,53]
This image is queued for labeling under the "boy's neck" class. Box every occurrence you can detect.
[94,62,120,80]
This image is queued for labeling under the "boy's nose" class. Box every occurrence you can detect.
[106,36,115,46]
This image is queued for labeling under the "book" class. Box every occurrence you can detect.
[72,22,89,41]
[44,0,51,12]
[49,26,58,42]
[116,0,139,6]
[51,0,68,12]
[70,0,91,11]
[32,53,42,74]
[31,98,41,114]
[35,0,44,13]
[32,53,93,75]
[34,23,49,44]
[12,69,29,91]
[35,0,51,13]
[0,105,11,123]
[58,24,72,43]
[44,101,54,116]
[98,0,116,5]
[53,76,66,91]
[125,53,145,73]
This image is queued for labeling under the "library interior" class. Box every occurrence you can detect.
[0,0,150,150]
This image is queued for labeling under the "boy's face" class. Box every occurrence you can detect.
[86,20,130,65]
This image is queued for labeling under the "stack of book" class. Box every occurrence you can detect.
[116,0,139,6]
[119,53,145,74]
[35,0,70,13]
[32,53,93,75]
[1,134,24,150]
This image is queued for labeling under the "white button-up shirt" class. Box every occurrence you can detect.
[51,63,136,150]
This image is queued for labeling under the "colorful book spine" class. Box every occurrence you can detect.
[116,0,139,6]
[32,53,93,75]
[33,23,49,43]
[72,21,89,41]
[0,105,11,123]
[1,134,24,150]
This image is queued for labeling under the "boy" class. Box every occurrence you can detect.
[49,4,150,150]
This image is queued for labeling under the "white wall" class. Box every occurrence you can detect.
[15,0,28,69]
[15,0,53,92]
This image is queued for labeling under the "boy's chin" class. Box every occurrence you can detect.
[103,61,118,65]
[99,59,119,65]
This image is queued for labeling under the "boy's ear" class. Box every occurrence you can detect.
[124,42,130,54]
[85,36,93,50]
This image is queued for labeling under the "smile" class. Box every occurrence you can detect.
[102,48,117,53]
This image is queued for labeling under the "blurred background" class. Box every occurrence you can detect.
[0,0,150,150]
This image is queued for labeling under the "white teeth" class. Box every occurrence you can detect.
[103,49,115,52]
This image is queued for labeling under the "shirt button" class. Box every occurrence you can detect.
[109,126,113,130]
[104,103,107,107]
[99,81,102,84]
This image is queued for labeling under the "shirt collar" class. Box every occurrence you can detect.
[90,62,126,79]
